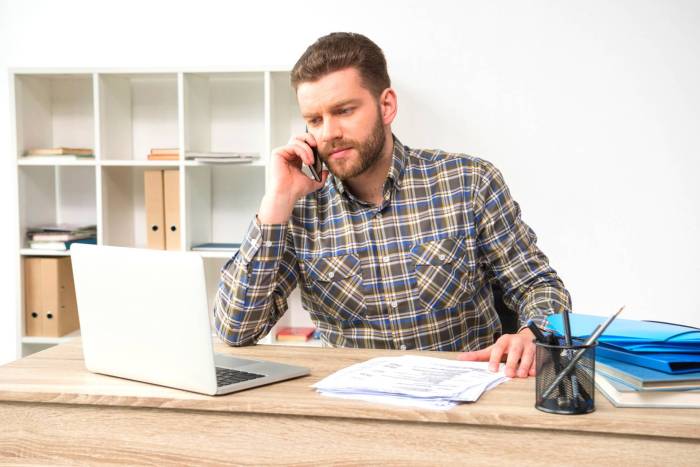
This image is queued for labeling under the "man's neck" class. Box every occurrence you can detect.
[343,132,394,206]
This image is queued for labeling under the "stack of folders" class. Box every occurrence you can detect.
[185,151,259,164]
[547,313,700,408]
[27,224,97,251]
[313,356,508,411]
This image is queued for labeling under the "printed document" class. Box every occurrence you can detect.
[312,355,508,410]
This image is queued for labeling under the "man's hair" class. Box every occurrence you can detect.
[291,32,391,98]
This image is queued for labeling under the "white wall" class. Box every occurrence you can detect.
[1,0,698,364]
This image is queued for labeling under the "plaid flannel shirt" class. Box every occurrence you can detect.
[214,136,571,351]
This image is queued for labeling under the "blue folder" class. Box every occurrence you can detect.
[596,345,700,374]
[546,313,700,345]
[546,313,700,374]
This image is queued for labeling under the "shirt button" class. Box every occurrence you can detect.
[265,241,273,248]
[399,344,407,351]
[328,271,335,279]
[438,254,446,261]
[383,256,390,263]
[376,213,382,219]
[391,301,398,308]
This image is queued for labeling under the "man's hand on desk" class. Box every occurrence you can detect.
[457,328,537,378]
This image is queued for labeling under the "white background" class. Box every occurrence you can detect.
[1,0,698,364]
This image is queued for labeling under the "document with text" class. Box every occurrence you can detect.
[312,355,508,410]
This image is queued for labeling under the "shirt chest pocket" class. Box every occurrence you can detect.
[301,253,367,325]
[411,237,476,311]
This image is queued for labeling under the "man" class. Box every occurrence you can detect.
[214,32,571,379]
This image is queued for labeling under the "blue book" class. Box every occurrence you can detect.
[66,237,97,248]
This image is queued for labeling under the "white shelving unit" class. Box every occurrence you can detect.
[11,69,316,357]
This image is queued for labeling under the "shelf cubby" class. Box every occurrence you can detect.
[18,165,97,249]
[101,166,181,249]
[99,73,179,162]
[184,72,266,159]
[185,164,265,250]
[14,73,95,159]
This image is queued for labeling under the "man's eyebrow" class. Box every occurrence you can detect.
[302,99,362,118]
[331,98,361,109]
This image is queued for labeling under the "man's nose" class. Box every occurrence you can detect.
[320,117,342,143]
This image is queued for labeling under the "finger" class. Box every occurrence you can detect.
[457,345,493,362]
[289,141,314,166]
[529,358,537,376]
[488,339,508,373]
[274,141,313,166]
[289,133,317,150]
[504,339,524,378]
[517,343,535,378]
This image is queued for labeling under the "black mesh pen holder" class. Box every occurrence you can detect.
[535,338,596,415]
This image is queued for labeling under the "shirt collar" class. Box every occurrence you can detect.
[331,134,407,202]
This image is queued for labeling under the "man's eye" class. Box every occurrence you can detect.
[308,118,321,126]
[339,108,352,114]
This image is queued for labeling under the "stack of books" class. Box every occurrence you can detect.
[547,313,700,408]
[27,224,97,251]
[147,148,179,161]
[190,242,241,252]
[185,151,259,164]
[23,147,94,161]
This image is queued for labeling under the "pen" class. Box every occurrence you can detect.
[561,309,580,406]
[542,306,625,399]
[545,326,569,399]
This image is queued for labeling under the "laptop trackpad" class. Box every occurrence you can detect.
[214,353,262,369]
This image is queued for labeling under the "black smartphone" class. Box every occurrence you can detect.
[305,127,323,182]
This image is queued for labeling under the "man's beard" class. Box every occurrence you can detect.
[319,110,386,181]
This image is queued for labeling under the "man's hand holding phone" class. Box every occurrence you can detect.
[258,133,328,224]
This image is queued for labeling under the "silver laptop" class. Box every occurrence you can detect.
[70,244,310,396]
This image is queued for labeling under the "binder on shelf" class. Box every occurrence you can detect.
[144,170,166,250]
[23,258,43,336]
[163,169,180,251]
[23,257,79,338]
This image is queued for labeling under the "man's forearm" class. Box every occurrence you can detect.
[213,218,296,346]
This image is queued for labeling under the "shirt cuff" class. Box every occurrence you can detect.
[237,216,288,265]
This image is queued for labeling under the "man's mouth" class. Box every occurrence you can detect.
[329,146,352,157]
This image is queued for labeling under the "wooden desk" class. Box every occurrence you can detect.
[1,341,698,465]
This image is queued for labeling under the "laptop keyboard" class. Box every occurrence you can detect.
[216,367,265,387]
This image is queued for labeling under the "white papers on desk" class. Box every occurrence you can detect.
[312,355,508,411]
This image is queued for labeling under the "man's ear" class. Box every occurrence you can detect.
[378,87,397,126]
